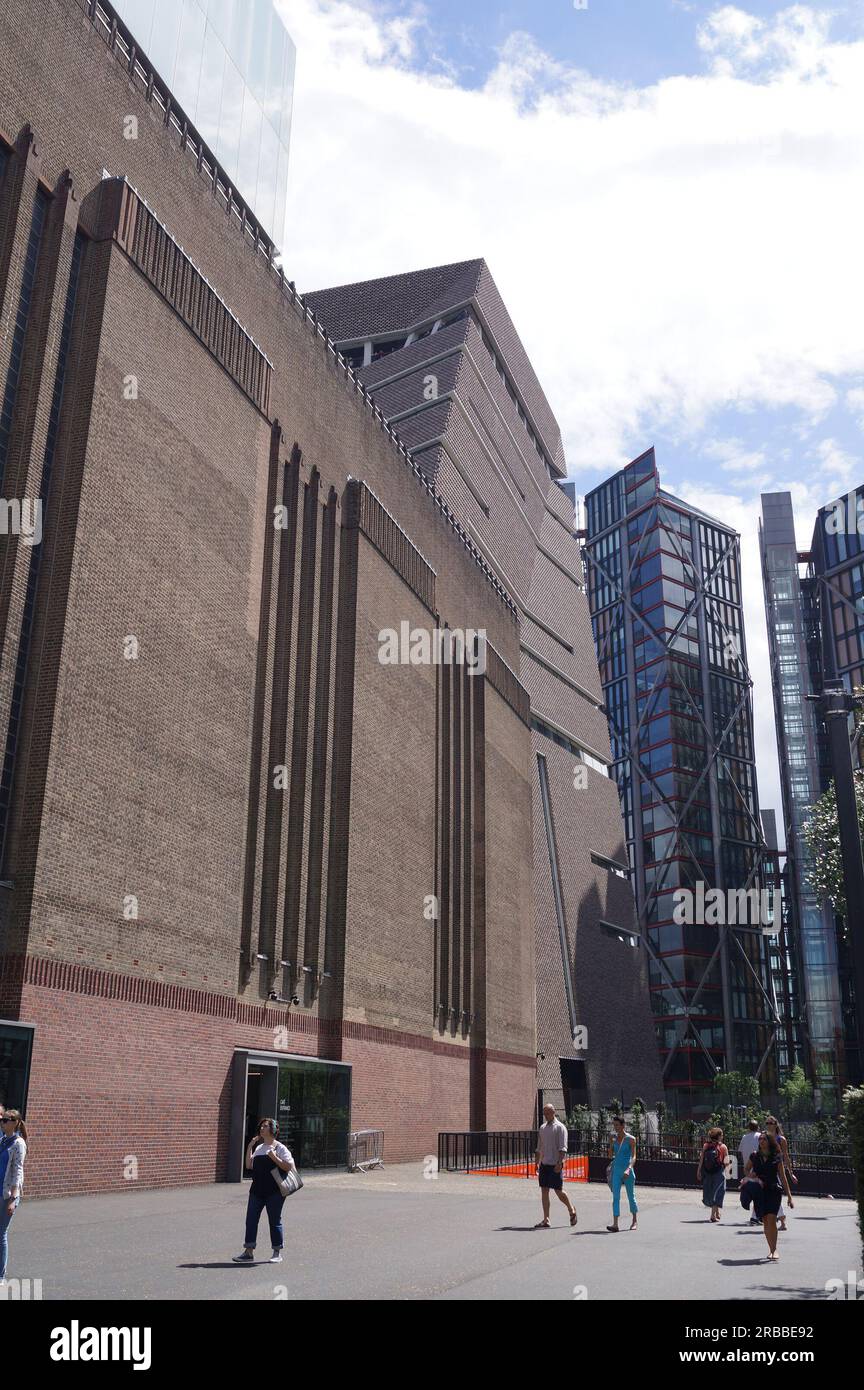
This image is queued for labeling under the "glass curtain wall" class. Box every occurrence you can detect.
[112,0,295,245]
[586,451,778,1113]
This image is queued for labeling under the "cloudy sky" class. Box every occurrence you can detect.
[277,0,864,823]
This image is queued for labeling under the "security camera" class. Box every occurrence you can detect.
[267,990,301,1006]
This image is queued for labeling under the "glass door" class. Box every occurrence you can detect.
[276,1058,350,1168]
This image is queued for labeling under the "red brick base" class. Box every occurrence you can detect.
[16,975,536,1196]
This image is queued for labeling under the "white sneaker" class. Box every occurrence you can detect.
[269,1251,283,1263]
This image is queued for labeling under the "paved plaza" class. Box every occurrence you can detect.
[8,1165,860,1301]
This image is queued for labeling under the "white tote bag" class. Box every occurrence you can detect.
[272,1163,304,1197]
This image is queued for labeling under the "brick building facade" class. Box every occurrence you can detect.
[0,0,659,1197]
[305,265,663,1116]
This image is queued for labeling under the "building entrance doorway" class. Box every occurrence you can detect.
[229,1050,351,1180]
[242,1062,278,1175]
[0,1021,34,1113]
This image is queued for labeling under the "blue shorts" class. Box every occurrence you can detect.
[538,1163,563,1190]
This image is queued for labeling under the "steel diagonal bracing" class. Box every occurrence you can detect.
[586,529,764,895]
[584,506,776,1082]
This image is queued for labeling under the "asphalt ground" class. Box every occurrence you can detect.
[6,1162,859,1302]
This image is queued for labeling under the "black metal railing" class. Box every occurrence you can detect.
[438,1130,855,1198]
[439,1131,537,1176]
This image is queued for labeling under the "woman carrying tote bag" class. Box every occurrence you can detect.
[232,1118,298,1265]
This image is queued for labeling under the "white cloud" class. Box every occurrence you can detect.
[814,436,863,494]
[276,0,864,819]
[279,0,864,475]
[697,4,834,78]
[846,385,864,430]
[703,438,772,476]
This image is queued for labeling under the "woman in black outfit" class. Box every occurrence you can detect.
[744,1132,794,1262]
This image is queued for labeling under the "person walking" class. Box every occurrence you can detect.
[744,1132,794,1261]
[232,1118,296,1265]
[533,1103,577,1228]
[0,1110,27,1288]
[606,1114,638,1232]
[762,1116,797,1232]
[737,1119,762,1224]
[697,1126,730,1221]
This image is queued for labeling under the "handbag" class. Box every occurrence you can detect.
[272,1163,303,1197]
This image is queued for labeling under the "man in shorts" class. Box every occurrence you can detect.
[534,1103,577,1228]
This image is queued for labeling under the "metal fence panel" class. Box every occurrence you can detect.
[348,1129,384,1172]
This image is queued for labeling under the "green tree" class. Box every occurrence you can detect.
[567,1104,594,1143]
[629,1097,645,1143]
[778,1064,814,1121]
[596,1105,611,1146]
[801,752,864,926]
[714,1070,761,1109]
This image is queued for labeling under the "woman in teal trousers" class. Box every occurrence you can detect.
[607,1115,638,1232]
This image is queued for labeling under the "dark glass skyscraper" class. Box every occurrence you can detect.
[760,490,859,1100]
[584,449,781,1113]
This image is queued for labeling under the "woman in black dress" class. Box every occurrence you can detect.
[762,1116,797,1231]
[744,1133,794,1262]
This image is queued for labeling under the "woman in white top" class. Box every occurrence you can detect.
[232,1117,296,1265]
[0,1109,27,1285]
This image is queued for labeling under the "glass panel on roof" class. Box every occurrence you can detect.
[148,0,183,84]
[218,53,244,182]
[115,0,156,52]
[175,0,207,122]
[196,19,225,149]
[237,87,264,217]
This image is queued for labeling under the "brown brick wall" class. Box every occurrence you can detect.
[0,0,661,1197]
[16,963,537,1195]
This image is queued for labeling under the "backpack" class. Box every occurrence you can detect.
[702,1143,723,1174]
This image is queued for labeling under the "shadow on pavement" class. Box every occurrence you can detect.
[495,1225,560,1233]
[746,1286,830,1299]
[717,1257,769,1266]
[177,1262,260,1270]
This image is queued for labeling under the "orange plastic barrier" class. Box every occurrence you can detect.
[469,1155,588,1182]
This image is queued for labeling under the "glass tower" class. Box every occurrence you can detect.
[584,450,781,1113]
[761,490,860,1097]
[759,493,848,1106]
[111,0,295,245]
